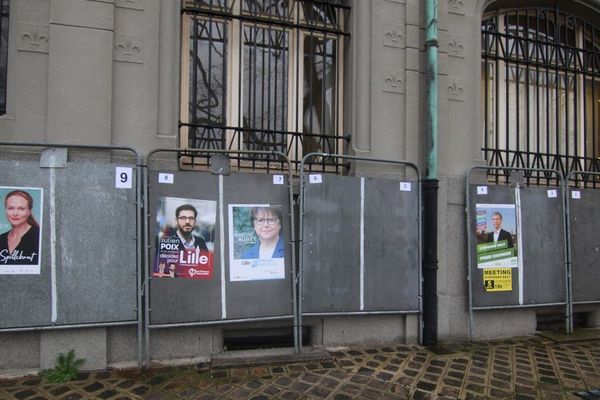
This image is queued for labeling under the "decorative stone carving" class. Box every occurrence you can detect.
[448,0,465,15]
[114,34,143,64]
[116,0,144,11]
[383,23,406,48]
[447,78,465,101]
[447,34,464,58]
[17,23,49,54]
[383,69,405,94]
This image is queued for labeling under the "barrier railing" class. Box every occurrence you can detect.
[143,148,298,363]
[298,153,422,348]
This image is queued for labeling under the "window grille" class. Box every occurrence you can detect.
[482,6,600,186]
[181,0,350,173]
[0,0,9,115]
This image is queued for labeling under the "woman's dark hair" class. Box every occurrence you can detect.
[5,190,39,228]
[250,206,283,226]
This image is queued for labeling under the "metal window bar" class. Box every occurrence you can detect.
[0,0,10,115]
[181,0,350,173]
[482,6,600,187]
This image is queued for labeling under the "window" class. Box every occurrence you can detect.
[0,0,9,115]
[180,0,349,171]
[482,6,600,178]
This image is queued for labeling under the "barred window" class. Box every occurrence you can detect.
[180,0,349,171]
[0,0,9,115]
[482,6,600,177]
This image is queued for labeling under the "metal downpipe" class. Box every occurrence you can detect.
[423,0,439,346]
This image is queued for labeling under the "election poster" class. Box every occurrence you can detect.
[229,204,285,282]
[153,197,216,280]
[475,203,519,271]
[0,186,43,274]
[483,268,512,292]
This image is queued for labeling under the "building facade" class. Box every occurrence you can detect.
[1,0,599,373]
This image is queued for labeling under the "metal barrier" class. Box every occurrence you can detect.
[466,166,568,338]
[143,149,298,363]
[0,142,143,366]
[565,171,600,333]
[298,153,422,348]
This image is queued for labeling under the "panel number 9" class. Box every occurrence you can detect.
[115,167,133,189]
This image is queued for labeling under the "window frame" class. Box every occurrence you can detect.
[179,0,349,172]
[481,6,600,182]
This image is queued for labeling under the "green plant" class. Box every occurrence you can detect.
[40,349,85,383]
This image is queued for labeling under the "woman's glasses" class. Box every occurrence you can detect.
[254,218,279,226]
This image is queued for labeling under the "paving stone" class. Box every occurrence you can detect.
[332,394,352,400]
[60,394,83,400]
[261,385,281,396]
[83,382,104,393]
[131,385,150,395]
[300,373,321,384]
[489,387,512,398]
[339,383,362,396]
[143,393,168,400]
[438,385,460,398]
[514,394,537,400]
[48,386,71,396]
[279,390,301,400]
[290,381,311,393]
[350,374,370,384]
[229,387,253,399]
[411,389,435,399]
[178,387,202,399]
[320,376,341,389]
[14,389,37,399]
[274,376,293,387]
[377,371,395,380]
[97,389,118,399]
[250,395,269,400]
[308,385,331,398]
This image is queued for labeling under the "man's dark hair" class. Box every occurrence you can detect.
[176,204,197,218]
[492,211,503,220]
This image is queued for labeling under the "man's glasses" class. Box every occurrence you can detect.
[177,216,196,222]
[254,218,279,226]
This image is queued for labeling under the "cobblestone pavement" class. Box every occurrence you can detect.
[1,335,600,399]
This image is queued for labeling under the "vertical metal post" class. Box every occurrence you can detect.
[142,159,151,367]
[297,164,306,353]
[285,164,299,354]
[136,160,144,368]
[422,179,438,345]
[423,0,439,345]
[564,173,573,334]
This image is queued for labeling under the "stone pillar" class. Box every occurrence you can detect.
[46,0,114,145]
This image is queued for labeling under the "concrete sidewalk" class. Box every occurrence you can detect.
[1,332,600,399]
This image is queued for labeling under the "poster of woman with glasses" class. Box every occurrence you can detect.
[153,196,216,280]
[229,204,285,282]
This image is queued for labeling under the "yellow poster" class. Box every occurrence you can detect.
[483,268,512,292]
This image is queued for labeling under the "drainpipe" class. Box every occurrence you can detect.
[422,0,439,346]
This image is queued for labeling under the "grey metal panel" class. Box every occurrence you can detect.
[569,188,600,304]
[148,171,222,325]
[54,162,138,324]
[303,175,362,313]
[0,160,52,328]
[364,178,419,311]
[468,184,519,308]
[468,184,566,308]
[519,186,565,305]
[223,173,293,319]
